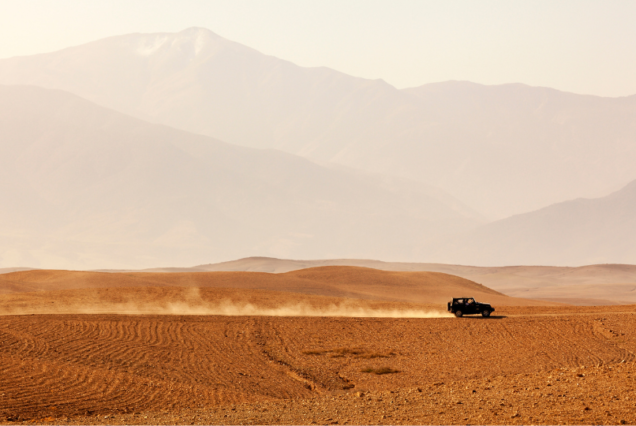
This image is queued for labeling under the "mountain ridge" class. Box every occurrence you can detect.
[429,178,636,266]
[2,28,636,219]
[0,84,481,270]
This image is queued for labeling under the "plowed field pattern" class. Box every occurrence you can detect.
[2,311,636,422]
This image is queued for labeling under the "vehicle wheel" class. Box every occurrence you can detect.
[482,310,491,317]
[455,310,463,317]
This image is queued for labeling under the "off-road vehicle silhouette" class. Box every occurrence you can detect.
[448,297,495,317]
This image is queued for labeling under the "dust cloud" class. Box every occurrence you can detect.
[100,301,452,318]
[32,300,449,318]
[2,303,453,318]
[2,293,451,319]
[1,288,453,318]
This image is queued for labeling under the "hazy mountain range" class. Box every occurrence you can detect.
[0,85,480,269]
[432,178,636,266]
[0,27,634,269]
[1,27,635,220]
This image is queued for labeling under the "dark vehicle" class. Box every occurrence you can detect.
[448,297,495,317]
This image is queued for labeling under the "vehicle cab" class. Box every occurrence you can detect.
[447,297,494,317]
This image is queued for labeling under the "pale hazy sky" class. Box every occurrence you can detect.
[1,0,635,97]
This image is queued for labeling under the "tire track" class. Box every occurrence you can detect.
[2,313,636,420]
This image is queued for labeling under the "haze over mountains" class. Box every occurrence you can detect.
[0,27,635,269]
[0,85,480,269]
[433,179,636,266]
[1,28,636,220]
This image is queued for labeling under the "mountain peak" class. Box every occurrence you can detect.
[135,27,223,57]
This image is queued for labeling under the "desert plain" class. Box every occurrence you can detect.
[1,266,635,425]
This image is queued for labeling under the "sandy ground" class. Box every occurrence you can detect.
[1,303,636,424]
[1,268,630,425]
[53,362,636,425]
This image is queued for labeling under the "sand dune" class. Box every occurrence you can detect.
[12,256,632,306]
[0,266,555,309]
[0,267,34,275]
[175,257,636,305]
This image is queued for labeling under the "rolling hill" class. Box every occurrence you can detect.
[154,256,636,305]
[0,266,553,309]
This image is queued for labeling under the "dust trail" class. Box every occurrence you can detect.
[0,287,453,318]
[2,300,452,318]
[92,300,453,318]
